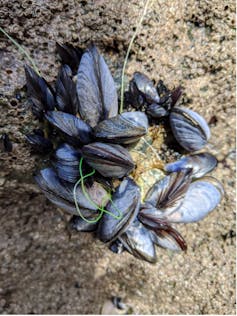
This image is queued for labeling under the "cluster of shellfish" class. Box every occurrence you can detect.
[25,43,224,263]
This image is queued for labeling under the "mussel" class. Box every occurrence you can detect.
[146,86,181,118]
[163,176,224,223]
[151,229,185,251]
[94,111,148,144]
[119,220,157,263]
[146,103,169,118]
[55,64,79,115]
[98,177,141,242]
[138,212,187,251]
[35,168,109,216]
[81,142,135,178]
[45,111,93,145]
[143,170,192,214]
[25,65,55,119]
[26,130,53,154]
[165,152,217,178]
[128,72,160,108]
[169,107,211,152]
[52,143,81,183]
[56,42,83,75]
[77,44,118,127]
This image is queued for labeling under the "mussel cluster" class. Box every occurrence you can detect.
[25,43,224,263]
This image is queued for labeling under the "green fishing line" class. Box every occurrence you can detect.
[73,158,122,224]
[79,158,122,219]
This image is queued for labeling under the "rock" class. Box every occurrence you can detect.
[0,0,235,314]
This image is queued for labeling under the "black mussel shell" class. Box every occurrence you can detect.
[169,107,211,152]
[150,228,185,251]
[26,132,53,154]
[98,177,141,242]
[52,143,81,183]
[147,85,183,119]
[144,170,192,213]
[35,168,109,216]
[138,205,165,221]
[165,152,217,179]
[170,86,183,107]
[45,111,93,145]
[55,65,79,115]
[54,143,80,162]
[129,72,160,108]
[52,162,79,183]
[128,78,145,108]
[164,176,224,223]
[138,213,187,251]
[132,72,160,104]
[156,79,170,97]
[25,65,55,119]
[77,44,118,127]
[56,42,83,75]
[119,220,157,263]
[94,111,148,144]
[81,142,135,178]
[147,103,169,118]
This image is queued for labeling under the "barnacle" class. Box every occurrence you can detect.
[25,43,224,264]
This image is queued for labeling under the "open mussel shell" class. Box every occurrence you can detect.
[25,65,55,119]
[35,168,109,216]
[69,215,98,232]
[169,107,211,152]
[98,177,141,242]
[119,220,157,263]
[45,111,93,145]
[164,176,224,223]
[165,152,217,178]
[130,72,160,105]
[77,44,118,127]
[94,111,148,144]
[52,143,81,183]
[144,170,192,214]
[81,142,135,178]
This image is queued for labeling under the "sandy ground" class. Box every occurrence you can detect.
[0,0,236,314]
